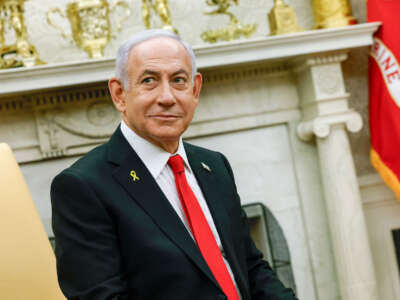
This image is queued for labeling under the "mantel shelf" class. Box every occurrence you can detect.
[0,22,380,97]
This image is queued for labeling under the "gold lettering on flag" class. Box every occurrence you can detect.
[371,37,400,107]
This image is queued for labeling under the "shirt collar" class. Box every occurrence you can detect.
[120,120,192,179]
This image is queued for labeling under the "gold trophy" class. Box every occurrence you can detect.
[201,0,257,43]
[0,0,44,69]
[268,0,303,35]
[142,0,178,34]
[47,0,131,59]
[312,0,357,29]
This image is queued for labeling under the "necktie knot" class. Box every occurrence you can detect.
[168,155,185,174]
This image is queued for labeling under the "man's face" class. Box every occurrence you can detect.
[110,37,202,153]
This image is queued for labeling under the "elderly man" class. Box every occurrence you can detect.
[51,30,297,300]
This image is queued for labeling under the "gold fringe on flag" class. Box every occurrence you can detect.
[371,148,400,200]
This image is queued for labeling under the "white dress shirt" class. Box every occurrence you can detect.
[120,120,241,298]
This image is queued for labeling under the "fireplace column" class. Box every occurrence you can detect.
[294,53,378,300]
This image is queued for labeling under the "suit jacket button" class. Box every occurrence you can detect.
[217,295,226,300]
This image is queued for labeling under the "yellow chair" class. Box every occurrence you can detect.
[0,143,65,300]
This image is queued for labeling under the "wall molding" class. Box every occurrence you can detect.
[359,173,398,206]
[0,84,110,114]
[202,63,291,85]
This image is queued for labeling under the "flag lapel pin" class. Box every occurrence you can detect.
[201,162,211,172]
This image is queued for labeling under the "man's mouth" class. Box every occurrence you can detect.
[150,114,181,120]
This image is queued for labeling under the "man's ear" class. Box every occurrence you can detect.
[108,78,126,113]
[193,73,202,100]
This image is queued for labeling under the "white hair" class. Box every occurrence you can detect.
[115,29,197,90]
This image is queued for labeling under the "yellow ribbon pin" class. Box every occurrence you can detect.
[130,170,140,181]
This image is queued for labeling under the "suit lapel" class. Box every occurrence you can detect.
[185,146,235,250]
[185,143,248,296]
[107,128,219,289]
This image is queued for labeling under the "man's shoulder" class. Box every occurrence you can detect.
[58,142,109,180]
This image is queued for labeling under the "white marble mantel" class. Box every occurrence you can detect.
[0,22,379,97]
[0,22,382,300]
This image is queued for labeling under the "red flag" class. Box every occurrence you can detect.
[368,0,400,199]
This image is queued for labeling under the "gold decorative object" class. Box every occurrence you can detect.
[130,170,140,181]
[268,0,303,35]
[312,0,357,29]
[201,0,257,43]
[142,0,178,34]
[47,0,131,59]
[0,0,44,69]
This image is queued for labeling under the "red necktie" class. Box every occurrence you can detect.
[168,155,239,300]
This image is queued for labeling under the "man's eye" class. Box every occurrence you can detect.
[174,77,186,84]
[142,77,154,84]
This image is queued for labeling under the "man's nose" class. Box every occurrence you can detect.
[157,82,175,106]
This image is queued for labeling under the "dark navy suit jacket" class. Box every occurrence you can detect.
[51,127,297,300]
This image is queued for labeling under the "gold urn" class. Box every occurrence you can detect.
[47,0,130,59]
[312,0,357,29]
